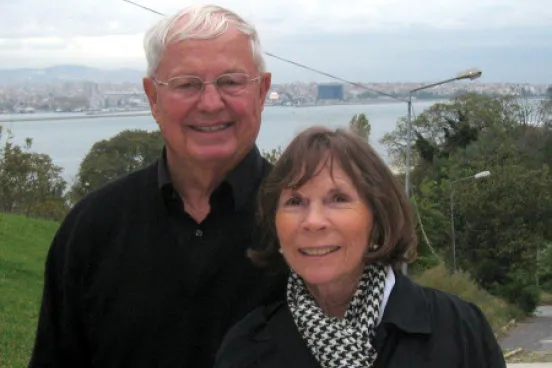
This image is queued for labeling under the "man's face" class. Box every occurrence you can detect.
[143,27,271,167]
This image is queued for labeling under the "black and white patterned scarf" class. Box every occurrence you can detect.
[287,263,387,368]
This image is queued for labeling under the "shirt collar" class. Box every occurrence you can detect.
[377,265,395,326]
[157,145,266,211]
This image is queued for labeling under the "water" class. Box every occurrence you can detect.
[0,101,438,183]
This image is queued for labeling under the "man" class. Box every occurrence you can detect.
[29,4,285,367]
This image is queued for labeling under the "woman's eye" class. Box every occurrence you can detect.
[332,194,349,203]
[285,196,303,206]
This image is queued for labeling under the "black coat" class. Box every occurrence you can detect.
[214,271,507,368]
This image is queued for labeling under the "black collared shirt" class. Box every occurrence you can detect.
[158,146,264,212]
[157,147,267,289]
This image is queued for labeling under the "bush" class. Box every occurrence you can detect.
[495,282,541,315]
[413,263,523,334]
[409,252,441,274]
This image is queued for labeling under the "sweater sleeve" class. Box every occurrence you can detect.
[28,214,90,368]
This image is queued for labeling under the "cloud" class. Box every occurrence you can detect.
[1,0,552,39]
[0,34,145,60]
[1,0,551,84]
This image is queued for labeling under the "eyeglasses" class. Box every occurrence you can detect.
[154,73,261,99]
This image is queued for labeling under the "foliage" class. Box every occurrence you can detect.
[408,182,448,274]
[0,126,68,221]
[69,129,164,204]
[380,92,521,171]
[261,146,283,164]
[413,263,523,335]
[383,92,552,314]
[349,113,371,141]
[537,243,552,292]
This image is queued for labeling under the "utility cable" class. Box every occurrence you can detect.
[121,0,406,101]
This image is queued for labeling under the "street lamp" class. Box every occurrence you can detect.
[400,68,482,276]
[449,170,491,273]
[404,68,483,197]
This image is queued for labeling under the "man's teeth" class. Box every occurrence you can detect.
[300,246,339,256]
[192,124,230,132]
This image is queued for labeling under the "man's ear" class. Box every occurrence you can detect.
[143,77,159,122]
[259,72,272,107]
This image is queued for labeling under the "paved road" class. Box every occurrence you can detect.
[508,364,552,368]
[501,306,552,351]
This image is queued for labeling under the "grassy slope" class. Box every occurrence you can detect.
[0,213,58,368]
[413,264,523,337]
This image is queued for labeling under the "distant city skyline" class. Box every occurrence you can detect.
[1,64,552,87]
[1,0,552,84]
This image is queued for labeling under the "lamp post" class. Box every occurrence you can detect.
[400,68,482,276]
[449,170,491,273]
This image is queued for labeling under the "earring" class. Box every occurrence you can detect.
[278,248,283,254]
[370,243,380,251]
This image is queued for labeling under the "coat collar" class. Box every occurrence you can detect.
[378,270,432,335]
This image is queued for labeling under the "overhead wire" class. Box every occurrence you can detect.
[121,0,406,102]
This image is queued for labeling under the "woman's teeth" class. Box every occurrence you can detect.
[300,246,340,256]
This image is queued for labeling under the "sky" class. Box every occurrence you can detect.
[1,0,552,84]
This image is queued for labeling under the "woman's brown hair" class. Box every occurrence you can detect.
[249,126,417,273]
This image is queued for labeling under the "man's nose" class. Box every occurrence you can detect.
[196,83,225,112]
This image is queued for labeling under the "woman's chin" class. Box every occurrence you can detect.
[299,269,341,288]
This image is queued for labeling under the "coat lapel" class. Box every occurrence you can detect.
[266,303,321,368]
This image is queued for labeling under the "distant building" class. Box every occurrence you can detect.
[317,84,344,100]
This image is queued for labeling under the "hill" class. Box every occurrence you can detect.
[0,65,144,85]
[0,213,59,368]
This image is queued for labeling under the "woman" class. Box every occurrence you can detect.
[215,126,506,368]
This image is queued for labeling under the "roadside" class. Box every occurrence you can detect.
[501,306,552,365]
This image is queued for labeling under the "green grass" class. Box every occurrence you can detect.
[413,263,524,337]
[0,213,59,368]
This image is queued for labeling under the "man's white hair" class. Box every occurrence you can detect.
[143,4,266,78]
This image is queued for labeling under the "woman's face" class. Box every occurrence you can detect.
[275,161,373,291]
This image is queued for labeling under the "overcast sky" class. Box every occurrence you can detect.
[1,0,551,83]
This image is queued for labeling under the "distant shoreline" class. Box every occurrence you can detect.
[0,99,425,123]
[2,96,542,123]
[0,111,152,123]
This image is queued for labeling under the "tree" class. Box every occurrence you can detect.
[0,126,68,221]
[381,93,521,170]
[381,93,552,313]
[69,129,164,203]
[349,113,371,141]
[262,146,283,164]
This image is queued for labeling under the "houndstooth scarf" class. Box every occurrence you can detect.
[287,263,387,368]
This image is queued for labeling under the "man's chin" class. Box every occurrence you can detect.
[188,146,240,164]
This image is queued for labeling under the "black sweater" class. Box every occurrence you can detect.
[29,153,286,368]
